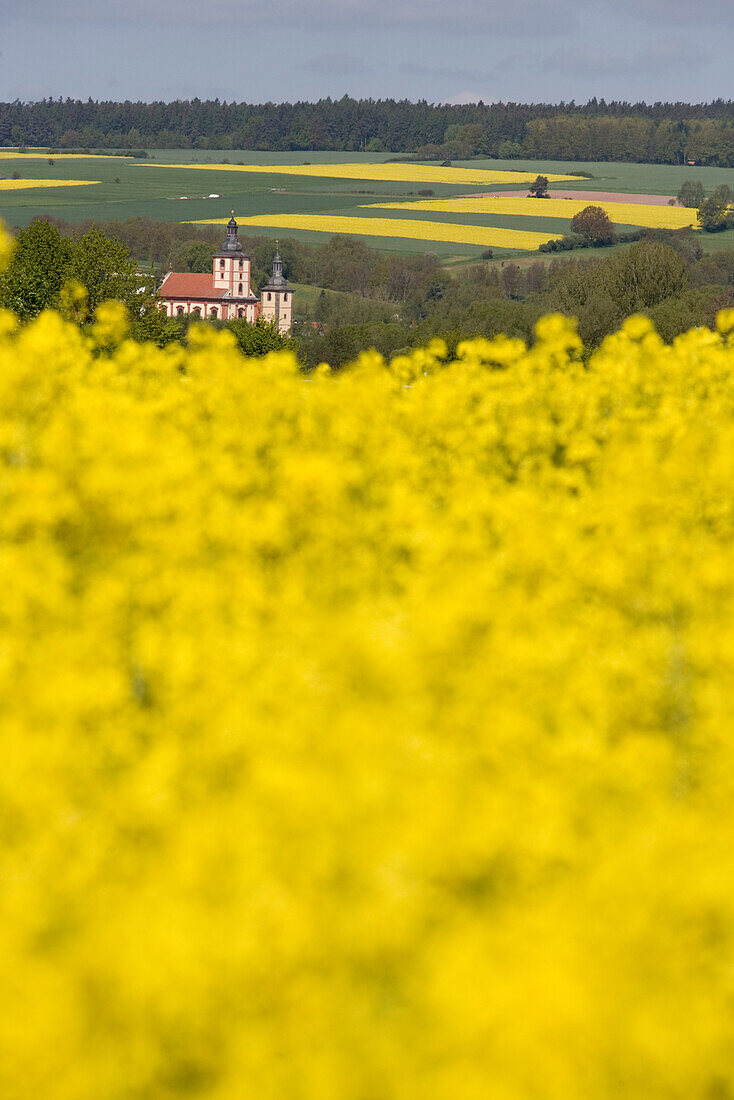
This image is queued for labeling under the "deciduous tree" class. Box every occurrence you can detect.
[227,317,294,356]
[528,174,550,198]
[68,227,144,312]
[677,180,705,208]
[569,205,616,246]
[0,220,72,319]
[698,185,733,232]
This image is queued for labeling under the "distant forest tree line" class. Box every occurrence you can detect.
[3,98,734,165]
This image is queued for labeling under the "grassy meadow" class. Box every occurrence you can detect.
[0,148,732,260]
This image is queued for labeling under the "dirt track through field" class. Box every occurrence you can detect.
[468,190,678,205]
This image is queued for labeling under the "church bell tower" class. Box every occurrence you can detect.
[212,213,252,302]
[259,244,293,333]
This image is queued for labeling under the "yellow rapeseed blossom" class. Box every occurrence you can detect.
[142,162,577,185]
[3,300,734,1099]
[0,219,13,269]
[0,151,120,159]
[0,178,100,190]
[367,195,697,230]
[92,299,129,346]
[193,213,551,250]
[716,307,734,335]
[59,279,89,323]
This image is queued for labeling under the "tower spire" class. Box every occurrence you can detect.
[260,240,293,333]
[272,242,283,280]
[221,212,242,253]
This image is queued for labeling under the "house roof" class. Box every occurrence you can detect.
[159,272,230,300]
[262,275,292,291]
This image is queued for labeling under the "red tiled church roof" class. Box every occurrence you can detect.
[159,272,229,300]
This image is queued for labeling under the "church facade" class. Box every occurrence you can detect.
[158,216,293,333]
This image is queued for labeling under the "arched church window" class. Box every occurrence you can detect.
[267,292,272,301]
[192,307,201,316]
[220,259,225,268]
[176,306,184,316]
[238,309,244,318]
[210,308,218,319]
[238,260,243,269]
[238,283,243,295]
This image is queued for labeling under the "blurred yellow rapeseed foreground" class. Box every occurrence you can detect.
[2,210,734,1098]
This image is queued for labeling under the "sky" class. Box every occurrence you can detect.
[0,0,732,105]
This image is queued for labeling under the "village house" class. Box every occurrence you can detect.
[158,215,293,332]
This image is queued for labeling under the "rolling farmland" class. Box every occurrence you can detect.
[0,148,731,258]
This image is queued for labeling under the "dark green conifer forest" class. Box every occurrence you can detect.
[3,98,734,165]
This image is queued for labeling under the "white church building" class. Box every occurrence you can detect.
[158,216,293,333]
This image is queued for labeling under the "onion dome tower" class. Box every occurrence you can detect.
[260,243,293,333]
[212,213,255,317]
[221,214,243,253]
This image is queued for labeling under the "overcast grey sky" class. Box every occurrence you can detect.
[0,0,732,105]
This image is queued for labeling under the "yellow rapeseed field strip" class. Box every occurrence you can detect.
[0,179,99,191]
[3,213,734,1098]
[193,212,551,249]
[142,161,577,185]
[367,195,698,229]
[0,151,123,159]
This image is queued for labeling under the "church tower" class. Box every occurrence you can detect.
[260,245,293,334]
[212,214,252,303]
[158,215,287,325]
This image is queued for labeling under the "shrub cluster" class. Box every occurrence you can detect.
[539,229,645,252]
